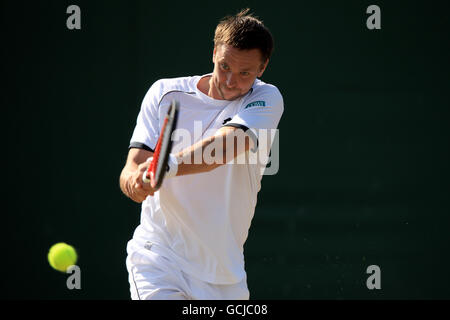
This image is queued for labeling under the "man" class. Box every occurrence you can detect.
[119,8,284,300]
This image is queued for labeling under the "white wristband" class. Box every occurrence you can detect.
[165,153,179,179]
[142,155,178,184]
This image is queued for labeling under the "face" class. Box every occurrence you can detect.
[210,44,268,101]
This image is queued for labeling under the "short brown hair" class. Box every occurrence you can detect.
[214,8,274,63]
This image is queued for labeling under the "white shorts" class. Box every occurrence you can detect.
[125,239,250,300]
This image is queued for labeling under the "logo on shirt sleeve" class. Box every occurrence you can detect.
[244,101,266,109]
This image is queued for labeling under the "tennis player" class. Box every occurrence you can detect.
[119,8,284,300]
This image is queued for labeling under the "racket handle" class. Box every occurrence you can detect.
[142,171,151,184]
[142,156,153,184]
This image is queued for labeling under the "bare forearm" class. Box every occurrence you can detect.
[174,127,250,176]
[175,135,221,176]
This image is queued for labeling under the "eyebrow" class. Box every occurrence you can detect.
[220,62,253,72]
[219,59,255,72]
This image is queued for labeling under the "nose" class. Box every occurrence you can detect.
[226,72,237,88]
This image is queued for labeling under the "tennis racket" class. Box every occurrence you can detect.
[142,100,179,190]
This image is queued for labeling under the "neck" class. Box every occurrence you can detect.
[207,77,220,99]
[198,75,222,100]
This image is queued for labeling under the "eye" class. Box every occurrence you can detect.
[220,63,230,71]
[240,71,250,77]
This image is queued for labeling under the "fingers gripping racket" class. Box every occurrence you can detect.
[142,100,179,190]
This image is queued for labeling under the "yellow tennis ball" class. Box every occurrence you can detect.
[48,242,78,272]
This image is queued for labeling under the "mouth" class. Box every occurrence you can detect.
[221,84,238,94]
[212,78,240,100]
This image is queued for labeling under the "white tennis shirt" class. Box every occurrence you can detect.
[128,74,284,284]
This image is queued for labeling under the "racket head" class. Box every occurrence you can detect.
[147,100,179,190]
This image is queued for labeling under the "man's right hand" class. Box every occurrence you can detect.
[129,159,156,203]
[120,148,156,203]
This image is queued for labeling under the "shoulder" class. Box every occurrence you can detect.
[250,79,283,99]
[242,78,284,110]
[147,76,197,99]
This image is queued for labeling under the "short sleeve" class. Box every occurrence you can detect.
[224,85,284,151]
[129,81,162,152]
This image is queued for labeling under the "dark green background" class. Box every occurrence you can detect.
[2,0,449,299]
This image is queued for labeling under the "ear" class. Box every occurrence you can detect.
[257,59,269,77]
[212,46,217,63]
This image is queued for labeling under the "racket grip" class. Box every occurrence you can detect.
[142,171,151,184]
[142,156,153,184]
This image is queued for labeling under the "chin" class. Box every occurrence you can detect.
[221,88,242,100]
[227,94,242,101]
